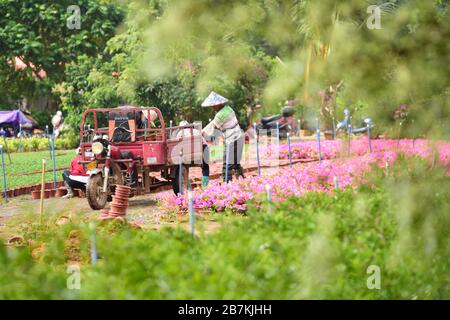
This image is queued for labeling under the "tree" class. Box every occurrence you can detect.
[0,0,124,110]
[58,0,275,130]
[134,0,449,136]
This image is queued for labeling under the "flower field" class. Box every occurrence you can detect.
[161,139,450,213]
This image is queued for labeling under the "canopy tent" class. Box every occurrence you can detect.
[0,110,34,128]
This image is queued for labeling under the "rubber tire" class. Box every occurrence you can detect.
[172,165,189,195]
[110,162,125,202]
[86,174,108,210]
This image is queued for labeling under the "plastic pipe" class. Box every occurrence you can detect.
[225,143,230,183]
[188,191,195,236]
[316,118,322,163]
[179,150,183,195]
[39,159,46,225]
[287,133,292,168]
[0,145,7,201]
[51,131,57,190]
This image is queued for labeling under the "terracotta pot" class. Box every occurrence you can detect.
[71,189,80,198]
[49,189,56,197]
[110,207,127,215]
[31,190,41,200]
[44,190,51,199]
[112,195,129,202]
[111,204,128,210]
[115,188,131,195]
[74,188,85,198]
[55,188,67,197]
[111,201,128,207]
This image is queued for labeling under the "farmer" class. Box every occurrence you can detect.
[62,148,88,198]
[201,91,244,182]
[177,120,210,188]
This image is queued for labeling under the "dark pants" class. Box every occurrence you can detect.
[62,170,86,191]
[222,135,244,182]
[202,144,210,177]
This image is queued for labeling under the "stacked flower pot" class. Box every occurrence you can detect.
[99,185,131,221]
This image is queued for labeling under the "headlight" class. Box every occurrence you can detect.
[92,142,104,155]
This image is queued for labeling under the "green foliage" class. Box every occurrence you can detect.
[29,110,52,129]
[0,0,124,105]
[56,1,275,130]
[4,135,77,153]
[130,0,449,136]
[0,157,448,298]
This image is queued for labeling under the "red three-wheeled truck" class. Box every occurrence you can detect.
[78,106,203,210]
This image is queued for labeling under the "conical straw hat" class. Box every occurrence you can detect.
[201,91,229,107]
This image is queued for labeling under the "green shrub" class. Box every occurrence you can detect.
[2,134,78,154]
[0,157,448,299]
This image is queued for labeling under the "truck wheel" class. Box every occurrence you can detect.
[86,174,108,210]
[172,165,189,195]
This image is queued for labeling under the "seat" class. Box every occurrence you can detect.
[261,115,281,125]
[108,111,136,142]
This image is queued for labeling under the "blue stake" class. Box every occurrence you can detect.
[188,191,195,236]
[276,121,280,145]
[225,142,230,183]
[348,124,352,158]
[143,116,148,136]
[169,120,173,137]
[179,150,183,195]
[1,134,11,164]
[297,119,301,140]
[333,175,339,189]
[316,118,322,163]
[367,123,372,153]
[51,131,57,190]
[332,117,336,140]
[211,119,216,145]
[0,145,7,201]
[89,222,98,265]
[255,132,261,176]
[18,124,23,152]
[46,125,52,160]
[287,133,293,168]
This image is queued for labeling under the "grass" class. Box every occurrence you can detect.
[0,156,448,299]
[0,149,76,189]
